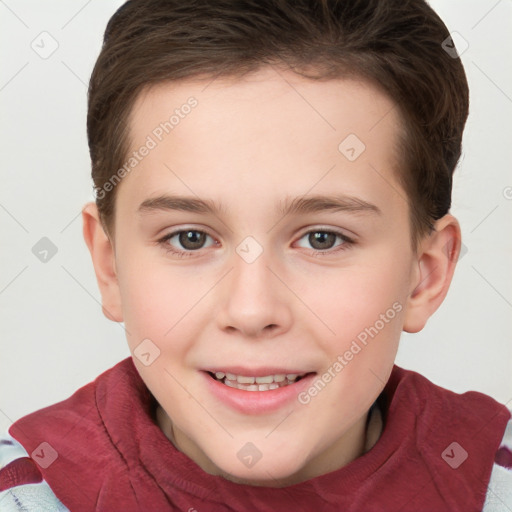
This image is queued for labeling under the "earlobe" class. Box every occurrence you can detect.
[403,214,461,333]
[82,202,124,323]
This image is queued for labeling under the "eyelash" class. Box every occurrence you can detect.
[157,228,355,259]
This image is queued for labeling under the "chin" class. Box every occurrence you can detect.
[220,467,304,488]
[208,447,309,487]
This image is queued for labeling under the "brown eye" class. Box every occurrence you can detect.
[295,228,354,257]
[178,230,207,250]
[158,229,216,257]
[308,231,337,250]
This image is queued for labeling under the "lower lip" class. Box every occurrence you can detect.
[202,371,317,415]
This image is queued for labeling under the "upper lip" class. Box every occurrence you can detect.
[203,367,315,377]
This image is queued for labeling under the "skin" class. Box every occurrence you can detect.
[82,65,461,487]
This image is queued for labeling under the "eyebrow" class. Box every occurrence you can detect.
[137,193,381,217]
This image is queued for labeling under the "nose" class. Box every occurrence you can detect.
[216,244,292,339]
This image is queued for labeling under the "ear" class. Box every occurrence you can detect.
[82,202,123,323]
[403,214,461,333]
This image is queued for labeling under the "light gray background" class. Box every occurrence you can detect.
[1,0,511,430]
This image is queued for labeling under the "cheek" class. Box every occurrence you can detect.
[297,261,408,347]
[116,254,200,352]
[301,267,406,416]
[306,255,409,405]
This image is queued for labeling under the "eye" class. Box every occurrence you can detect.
[158,229,216,257]
[157,227,355,258]
[295,229,354,256]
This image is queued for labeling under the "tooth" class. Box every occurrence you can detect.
[225,372,237,381]
[255,375,273,384]
[224,379,237,388]
[269,383,279,390]
[286,374,298,380]
[257,384,269,391]
[237,375,255,384]
[215,372,225,379]
[246,384,258,391]
[273,374,286,382]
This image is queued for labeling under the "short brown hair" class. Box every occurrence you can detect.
[87,0,469,248]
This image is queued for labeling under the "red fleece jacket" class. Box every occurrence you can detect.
[7,358,511,511]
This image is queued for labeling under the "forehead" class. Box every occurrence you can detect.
[116,66,405,223]
[129,67,400,145]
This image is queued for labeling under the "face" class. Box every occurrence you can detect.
[109,66,418,486]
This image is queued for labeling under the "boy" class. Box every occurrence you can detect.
[1,0,511,510]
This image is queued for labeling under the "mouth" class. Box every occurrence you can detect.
[205,370,315,392]
[202,368,318,414]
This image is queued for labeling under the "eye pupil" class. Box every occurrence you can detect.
[180,230,205,249]
[310,231,335,250]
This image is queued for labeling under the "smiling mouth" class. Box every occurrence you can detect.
[206,371,315,391]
